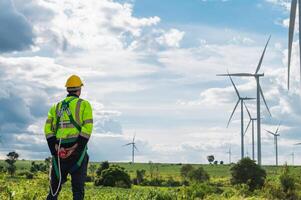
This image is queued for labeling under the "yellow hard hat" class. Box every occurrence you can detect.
[65,75,84,88]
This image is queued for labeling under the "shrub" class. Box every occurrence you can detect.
[279,165,298,199]
[30,162,47,173]
[134,169,145,185]
[188,166,210,183]
[96,161,110,176]
[280,165,295,193]
[94,165,131,188]
[230,157,266,191]
[180,164,194,180]
[25,171,34,179]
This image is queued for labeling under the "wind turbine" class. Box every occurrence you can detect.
[244,103,257,161]
[226,74,255,159]
[217,36,272,165]
[288,0,301,89]
[123,134,138,164]
[265,124,281,166]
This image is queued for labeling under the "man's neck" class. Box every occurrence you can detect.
[67,93,79,98]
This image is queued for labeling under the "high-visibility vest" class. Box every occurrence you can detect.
[44,96,93,142]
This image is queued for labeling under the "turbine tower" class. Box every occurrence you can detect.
[218,36,272,165]
[123,134,138,164]
[265,124,281,166]
[226,146,232,164]
[244,103,257,161]
[226,74,255,159]
[288,0,301,89]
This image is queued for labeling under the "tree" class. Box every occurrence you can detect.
[230,157,266,191]
[188,166,210,183]
[207,155,215,164]
[214,161,218,165]
[220,161,224,165]
[180,164,194,180]
[5,151,19,176]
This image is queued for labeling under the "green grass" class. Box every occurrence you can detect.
[1,160,301,199]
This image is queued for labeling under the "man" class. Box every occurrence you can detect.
[44,75,93,200]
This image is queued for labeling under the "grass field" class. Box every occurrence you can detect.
[1,160,301,199]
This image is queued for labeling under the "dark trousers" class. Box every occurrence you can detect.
[47,154,89,200]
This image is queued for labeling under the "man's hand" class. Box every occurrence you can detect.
[59,143,78,159]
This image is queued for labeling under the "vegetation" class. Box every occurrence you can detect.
[2,158,301,199]
[5,151,19,177]
[230,157,266,191]
[95,164,132,188]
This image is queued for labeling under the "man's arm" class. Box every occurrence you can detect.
[44,104,57,156]
[77,100,93,152]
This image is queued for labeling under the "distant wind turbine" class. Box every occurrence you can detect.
[288,0,301,89]
[265,124,281,166]
[226,74,255,159]
[123,134,138,164]
[217,36,272,165]
[244,103,257,161]
[226,147,232,164]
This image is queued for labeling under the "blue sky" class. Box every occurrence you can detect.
[0,0,300,165]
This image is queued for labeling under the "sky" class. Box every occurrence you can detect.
[0,0,301,165]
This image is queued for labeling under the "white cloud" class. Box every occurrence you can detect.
[156,28,185,48]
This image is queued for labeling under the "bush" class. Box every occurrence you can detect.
[188,166,210,183]
[25,172,34,179]
[96,161,110,176]
[180,164,194,180]
[279,165,298,199]
[230,157,266,191]
[94,165,131,188]
[133,169,145,185]
[280,165,295,193]
[30,162,47,173]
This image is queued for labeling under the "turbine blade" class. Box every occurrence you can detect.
[123,143,132,146]
[295,143,301,145]
[255,35,271,74]
[134,145,139,152]
[244,102,252,119]
[133,133,136,143]
[227,99,240,127]
[288,0,297,90]
[228,73,240,98]
[259,83,272,117]
[275,123,281,134]
[265,129,275,135]
[244,120,251,136]
[217,73,254,77]
[243,97,256,100]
